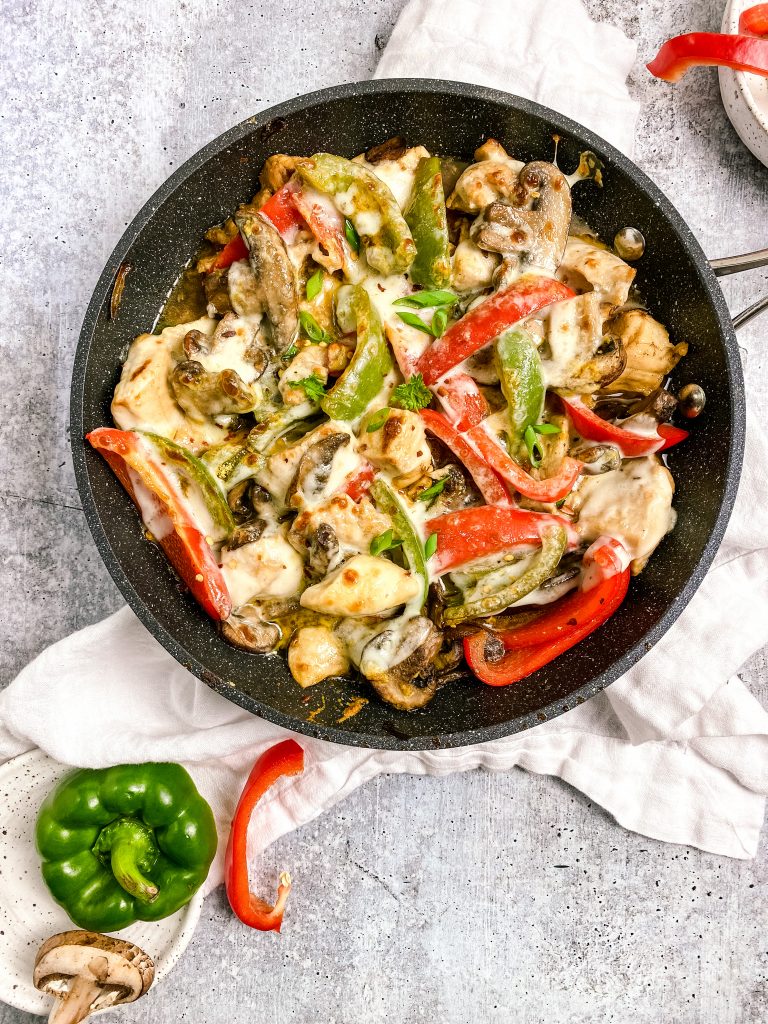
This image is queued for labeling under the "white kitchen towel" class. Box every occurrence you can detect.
[2,0,768,880]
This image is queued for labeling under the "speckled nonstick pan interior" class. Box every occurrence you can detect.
[71,80,745,750]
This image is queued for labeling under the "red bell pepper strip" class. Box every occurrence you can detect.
[740,4,768,36]
[433,371,489,431]
[225,739,305,932]
[214,233,248,270]
[420,409,509,506]
[259,181,306,239]
[464,566,630,686]
[647,33,768,82]
[417,277,575,385]
[581,536,631,589]
[426,505,579,575]
[292,183,350,271]
[466,423,582,503]
[87,428,232,620]
[560,396,688,457]
[344,462,375,502]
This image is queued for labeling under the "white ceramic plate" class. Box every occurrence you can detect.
[0,749,202,1016]
[720,0,768,167]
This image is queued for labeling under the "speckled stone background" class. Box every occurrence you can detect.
[2,0,767,1020]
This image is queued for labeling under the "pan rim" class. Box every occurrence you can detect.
[70,78,745,751]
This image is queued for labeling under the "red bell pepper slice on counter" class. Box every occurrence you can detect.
[420,409,509,506]
[464,566,630,686]
[225,739,305,932]
[344,462,376,502]
[560,396,689,457]
[740,4,768,35]
[87,427,232,621]
[466,424,582,503]
[426,505,579,575]
[647,32,768,82]
[417,277,575,385]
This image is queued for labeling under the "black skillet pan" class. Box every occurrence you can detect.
[71,79,757,751]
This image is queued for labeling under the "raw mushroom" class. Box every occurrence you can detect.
[471,161,572,273]
[234,208,299,353]
[361,616,444,710]
[34,930,154,1024]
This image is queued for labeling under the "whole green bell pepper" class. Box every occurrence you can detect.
[321,285,392,421]
[404,156,452,289]
[494,327,545,451]
[297,153,416,275]
[36,762,217,932]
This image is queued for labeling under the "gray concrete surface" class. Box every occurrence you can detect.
[2,0,767,1020]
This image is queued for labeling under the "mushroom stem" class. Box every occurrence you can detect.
[48,972,104,1024]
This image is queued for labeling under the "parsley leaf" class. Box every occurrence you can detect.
[370,529,403,557]
[344,218,360,253]
[390,373,432,412]
[365,407,390,433]
[424,533,438,560]
[289,373,327,403]
[416,477,447,504]
[393,290,457,309]
[306,269,323,301]
[299,310,332,344]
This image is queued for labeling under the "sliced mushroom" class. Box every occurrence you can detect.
[307,522,340,579]
[220,604,282,653]
[171,360,255,420]
[222,519,267,552]
[625,387,678,423]
[227,479,273,522]
[471,161,572,273]
[572,444,621,475]
[364,136,408,164]
[234,210,299,353]
[285,432,351,508]
[34,931,154,1024]
[361,616,444,710]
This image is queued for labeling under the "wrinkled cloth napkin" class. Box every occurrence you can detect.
[2,0,768,882]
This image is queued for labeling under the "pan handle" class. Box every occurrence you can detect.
[709,248,768,276]
[708,248,768,331]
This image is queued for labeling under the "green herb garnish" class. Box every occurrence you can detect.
[524,422,561,468]
[370,529,403,557]
[306,269,324,301]
[289,373,327,403]
[366,407,390,433]
[424,533,438,560]
[393,290,457,309]
[416,478,447,505]
[299,310,332,344]
[281,343,299,362]
[432,306,448,337]
[390,373,432,412]
[396,310,434,336]
[344,218,360,253]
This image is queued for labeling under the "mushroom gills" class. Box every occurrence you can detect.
[360,616,444,710]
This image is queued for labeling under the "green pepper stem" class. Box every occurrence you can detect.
[109,839,159,903]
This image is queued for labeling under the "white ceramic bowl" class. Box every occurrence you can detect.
[0,749,202,1016]
[720,0,768,167]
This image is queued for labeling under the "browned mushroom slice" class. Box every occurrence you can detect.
[285,432,351,508]
[471,161,572,273]
[34,931,154,1024]
[234,209,299,353]
[361,617,444,711]
[364,136,408,164]
[220,602,287,653]
[259,154,302,192]
[171,360,256,420]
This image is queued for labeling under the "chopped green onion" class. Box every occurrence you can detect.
[344,218,360,253]
[432,306,448,338]
[370,529,403,557]
[393,290,457,309]
[299,310,332,344]
[281,343,299,361]
[306,269,323,301]
[397,311,436,336]
[533,423,560,435]
[366,407,390,433]
[416,477,447,504]
[424,533,438,560]
[524,424,544,468]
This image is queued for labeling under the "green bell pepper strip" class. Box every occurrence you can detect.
[36,762,218,933]
[494,328,545,451]
[322,286,392,421]
[370,478,429,605]
[443,523,567,625]
[139,431,234,539]
[297,154,416,275]
[404,156,452,289]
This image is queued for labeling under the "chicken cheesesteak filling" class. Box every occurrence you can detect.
[90,136,702,709]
